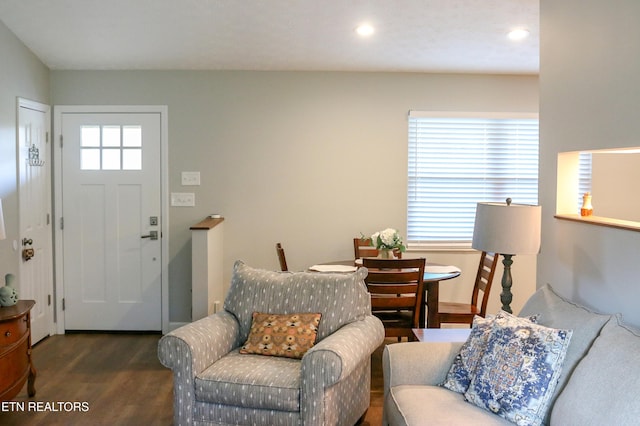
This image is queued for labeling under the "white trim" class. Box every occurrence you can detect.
[53,105,170,334]
[408,110,539,119]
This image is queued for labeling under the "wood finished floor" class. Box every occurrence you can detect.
[1,333,391,426]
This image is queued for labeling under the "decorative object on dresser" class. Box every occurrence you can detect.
[0,300,37,401]
[0,274,19,307]
[471,198,541,313]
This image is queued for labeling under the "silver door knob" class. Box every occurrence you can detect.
[141,231,158,240]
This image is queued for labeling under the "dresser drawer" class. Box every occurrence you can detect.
[0,337,29,400]
[0,316,28,346]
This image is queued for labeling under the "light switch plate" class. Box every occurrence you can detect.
[181,171,201,186]
[171,192,195,207]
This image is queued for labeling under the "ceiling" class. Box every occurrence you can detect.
[0,0,539,74]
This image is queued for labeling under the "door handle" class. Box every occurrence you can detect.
[141,231,158,240]
[23,248,35,261]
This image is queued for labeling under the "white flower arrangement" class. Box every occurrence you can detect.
[370,228,406,252]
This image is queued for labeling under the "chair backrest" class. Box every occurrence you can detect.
[354,237,378,258]
[276,242,288,271]
[353,237,402,259]
[471,251,499,316]
[224,261,372,342]
[362,258,425,339]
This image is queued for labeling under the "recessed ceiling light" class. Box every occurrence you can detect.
[356,24,375,37]
[507,28,530,41]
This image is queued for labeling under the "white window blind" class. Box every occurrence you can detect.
[577,152,592,209]
[407,111,539,246]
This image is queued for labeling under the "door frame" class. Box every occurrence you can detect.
[53,105,170,334]
[17,97,55,340]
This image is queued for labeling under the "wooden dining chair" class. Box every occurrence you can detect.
[436,251,499,327]
[362,257,426,341]
[275,242,288,272]
[353,237,402,259]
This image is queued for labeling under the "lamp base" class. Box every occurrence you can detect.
[500,254,514,314]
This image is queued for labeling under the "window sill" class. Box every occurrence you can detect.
[554,214,640,232]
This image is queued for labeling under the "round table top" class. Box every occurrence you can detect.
[312,259,460,281]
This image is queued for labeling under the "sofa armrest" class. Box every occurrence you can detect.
[301,315,384,425]
[158,310,240,374]
[383,341,463,397]
[157,311,240,425]
[303,315,385,385]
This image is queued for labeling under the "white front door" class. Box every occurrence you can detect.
[18,98,54,344]
[58,110,163,330]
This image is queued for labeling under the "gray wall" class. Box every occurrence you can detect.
[539,0,640,326]
[0,21,49,287]
[51,70,539,323]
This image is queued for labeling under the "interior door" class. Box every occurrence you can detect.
[18,98,54,344]
[60,112,162,330]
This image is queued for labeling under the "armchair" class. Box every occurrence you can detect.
[159,260,385,426]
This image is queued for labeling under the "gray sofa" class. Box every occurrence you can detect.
[158,261,385,426]
[383,284,640,426]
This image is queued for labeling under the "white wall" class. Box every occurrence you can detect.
[591,153,640,221]
[0,21,49,289]
[539,0,640,327]
[50,70,539,323]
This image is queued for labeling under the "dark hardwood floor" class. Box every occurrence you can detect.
[1,333,390,425]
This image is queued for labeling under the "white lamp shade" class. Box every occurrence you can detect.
[472,202,541,255]
[0,198,5,240]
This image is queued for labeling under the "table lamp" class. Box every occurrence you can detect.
[0,198,6,241]
[471,198,541,313]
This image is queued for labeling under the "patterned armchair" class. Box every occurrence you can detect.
[158,260,385,426]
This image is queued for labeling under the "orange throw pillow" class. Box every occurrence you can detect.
[240,312,322,359]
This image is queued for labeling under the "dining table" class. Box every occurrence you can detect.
[309,260,461,328]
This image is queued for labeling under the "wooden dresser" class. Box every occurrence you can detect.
[0,300,36,401]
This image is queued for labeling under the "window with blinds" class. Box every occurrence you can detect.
[577,152,592,209]
[407,111,539,247]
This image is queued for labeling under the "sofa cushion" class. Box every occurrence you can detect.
[518,283,611,422]
[224,260,371,343]
[386,385,513,426]
[551,314,640,425]
[464,312,572,426]
[442,312,537,394]
[240,312,321,359]
[195,349,301,412]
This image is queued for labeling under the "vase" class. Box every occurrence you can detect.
[0,274,18,307]
[581,192,593,217]
[378,249,394,259]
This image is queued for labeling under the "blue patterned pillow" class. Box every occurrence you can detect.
[464,312,572,426]
[442,312,537,393]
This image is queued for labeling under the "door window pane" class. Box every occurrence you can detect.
[81,126,100,147]
[123,126,142,147]
[102,149,121,170]
[80,124,144,171]
[123,149,142,170]
[102,126,121,147]
[81,149,100,170]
